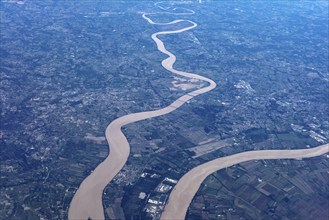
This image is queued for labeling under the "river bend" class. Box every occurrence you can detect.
[69,6,216,220]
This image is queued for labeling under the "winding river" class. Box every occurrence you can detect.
[69,4,329,220]
[68,6,216,220]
